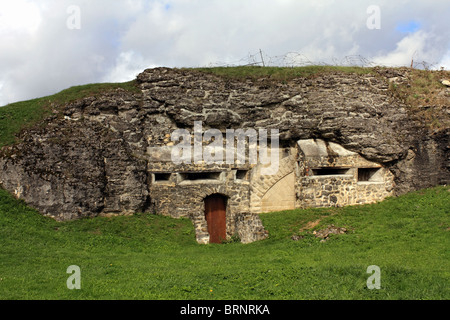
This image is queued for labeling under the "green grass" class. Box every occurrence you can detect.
[0,186,448,300]
[388,68,450,130]
[0,80,140,148]
[0,67,448,299]
[192,65,372,80]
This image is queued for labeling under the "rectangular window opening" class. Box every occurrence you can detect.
[180,172,222,182]
[311,168,350,176]
[154,173,172,182]
[235,170,249,180]
[358,168,383,182]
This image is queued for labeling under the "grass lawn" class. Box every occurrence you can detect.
[0,81,140,148]
[191,65,372,80]
[0,66,449,301]
[0,186,448,300]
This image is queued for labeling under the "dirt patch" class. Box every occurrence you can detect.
[297,209,341,233]
[298,219,321,232]
[292,224,350,242]
[313,225,348,242]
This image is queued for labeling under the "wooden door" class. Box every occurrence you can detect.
[204,195,227,244]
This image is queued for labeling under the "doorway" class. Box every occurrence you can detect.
[204,194,227,244]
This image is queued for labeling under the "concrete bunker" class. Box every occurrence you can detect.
[146,138,394,244]
[297,139,394,208]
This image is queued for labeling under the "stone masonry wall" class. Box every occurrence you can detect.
[297,140,395,208]
[147,167,267,244]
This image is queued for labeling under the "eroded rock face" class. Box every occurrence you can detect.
[0,67,448,225]
[136,68,412,163]
[0,110,150,221]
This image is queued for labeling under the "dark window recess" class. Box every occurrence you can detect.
[154,173,171,182]
[236,170,248,180]
[358,168,382,182]
[311,168,350,176]
[180,172,222,181]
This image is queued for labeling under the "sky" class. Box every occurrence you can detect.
[0,0,449,106]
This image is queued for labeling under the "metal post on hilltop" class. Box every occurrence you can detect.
[260,49,265,67]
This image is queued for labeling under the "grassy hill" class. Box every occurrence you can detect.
[0,66,449,300]
[0,80,140,148]
[0,186,448,300]
[1,66,449,149]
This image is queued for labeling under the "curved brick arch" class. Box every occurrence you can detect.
[190,185,233,244]
[261,172,296,212]
[250,155,296,213]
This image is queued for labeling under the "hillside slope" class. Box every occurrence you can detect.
[0,66,449,221]
[0,185,448,299]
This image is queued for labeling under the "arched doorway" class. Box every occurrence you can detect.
[204,194,227,244]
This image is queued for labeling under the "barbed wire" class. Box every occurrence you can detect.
[204,50,444,70]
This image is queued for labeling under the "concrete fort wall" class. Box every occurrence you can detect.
[296,139,395,208]
[145,139,393,244]
[146,144,269,244]
[3,68,442,245]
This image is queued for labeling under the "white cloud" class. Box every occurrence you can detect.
[0,0,449,106]
[438,52,450,70]
[372,31,448,68]
[103,51,157,83]
[0,0,42,36]
[372,31,428,67]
